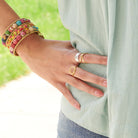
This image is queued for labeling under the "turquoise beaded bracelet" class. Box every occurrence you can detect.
[1,18,44,56]
[1,18,30,47]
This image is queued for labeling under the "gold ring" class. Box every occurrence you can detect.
[69,65,77,76]
[80,53,87,63]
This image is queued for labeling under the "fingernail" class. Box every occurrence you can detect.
[103,80,107,86]
[94,90,104,97]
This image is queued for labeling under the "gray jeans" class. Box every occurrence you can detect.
[57,111,108,138]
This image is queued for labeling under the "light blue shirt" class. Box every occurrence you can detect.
[57,0,138,137]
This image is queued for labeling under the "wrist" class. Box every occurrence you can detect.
[16,33,44,58]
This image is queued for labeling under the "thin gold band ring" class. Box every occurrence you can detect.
[80,53,87,63]
[69,65,77,76]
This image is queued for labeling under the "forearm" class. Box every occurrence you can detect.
[0,0,44,57]
[0,0,20,36]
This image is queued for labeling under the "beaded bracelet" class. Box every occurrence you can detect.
[10,25,43,55]
[1,18,44,56]
[6,22,35,48]
[2,18,30,46]
[11,30,43,56]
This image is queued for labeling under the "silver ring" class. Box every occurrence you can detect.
[75,52,81,63]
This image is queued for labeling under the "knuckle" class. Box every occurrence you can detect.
[65,64,75,74]
[62,51,70,59]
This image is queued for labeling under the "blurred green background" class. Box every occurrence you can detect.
[0,0,69,86]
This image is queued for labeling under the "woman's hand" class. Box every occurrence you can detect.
[16,34,107,110]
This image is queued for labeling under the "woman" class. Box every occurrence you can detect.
[1,0,138,138]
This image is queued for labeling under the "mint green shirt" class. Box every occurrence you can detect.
[57,0,138,137]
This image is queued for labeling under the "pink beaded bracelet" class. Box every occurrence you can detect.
[10,30,43,56]
[1,18,44,56]
[6,22,35,48]
[1,18,30,46]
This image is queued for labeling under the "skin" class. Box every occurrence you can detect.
[0,0,108,110]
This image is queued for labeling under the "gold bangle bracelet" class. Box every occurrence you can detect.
[13,31,43,56]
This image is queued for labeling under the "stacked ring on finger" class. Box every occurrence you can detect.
[75,52,81,63]
[74,52,87,63]
[70,52,88,77]
[80,53,86,63]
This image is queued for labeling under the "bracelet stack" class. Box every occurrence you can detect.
[1,18,44,56]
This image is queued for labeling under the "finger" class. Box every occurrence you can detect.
[79,53,107,65]
[67,75,104,97]
[74,67,107,88]
[56,82,81,110]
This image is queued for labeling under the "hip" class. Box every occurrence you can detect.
[57,111,109,138]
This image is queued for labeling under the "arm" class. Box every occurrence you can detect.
[0,0,108,110]
[0,0,19,36]
[0,0,43,58]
